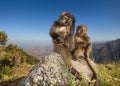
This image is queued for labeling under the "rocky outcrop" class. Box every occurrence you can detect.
[18,51,98,86]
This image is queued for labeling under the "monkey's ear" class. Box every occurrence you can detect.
[85,26,88,31]
[83,25,87,31]
[86,27,88,31]
[85,27,87,32]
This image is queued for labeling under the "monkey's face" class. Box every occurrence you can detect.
[76,25,87,35]
[58,15,72,26]
[76,28,82,34]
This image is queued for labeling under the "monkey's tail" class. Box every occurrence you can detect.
[84,58,98,80]
[84,58,101,86]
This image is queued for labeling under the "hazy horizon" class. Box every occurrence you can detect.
[6,38,120,50]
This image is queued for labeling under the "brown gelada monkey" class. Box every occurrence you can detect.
[73,25,101,86]
[49,11,75,68]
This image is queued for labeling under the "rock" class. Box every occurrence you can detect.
[18,51,98,86]
[72,58,98,81]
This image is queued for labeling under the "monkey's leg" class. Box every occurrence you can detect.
[69,35,74,52]
[58,43,73,68]
[58,43,81,77]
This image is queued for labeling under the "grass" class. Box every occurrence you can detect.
[98,62,120,86]
[0,44,39,86]
[0,65,33,86]
[67,62,120,86]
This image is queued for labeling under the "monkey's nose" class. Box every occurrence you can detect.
[61,20,66,24]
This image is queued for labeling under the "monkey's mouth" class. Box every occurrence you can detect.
[61,20,66,24]
[78,30,82,34]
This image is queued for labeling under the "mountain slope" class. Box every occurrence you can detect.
[92,39,120,63]
[0,44,39,86]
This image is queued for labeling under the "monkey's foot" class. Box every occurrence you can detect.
[93,76,101,86]
[90,79,97,83]
[88,79,96,86]
[94,79,101,86]
[91,74,101,86]
[70,67,82,80]
[88,78,100,86]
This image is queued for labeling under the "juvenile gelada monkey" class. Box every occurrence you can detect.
[73,25,100,85]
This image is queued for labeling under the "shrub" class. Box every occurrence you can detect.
[0,31,8,45]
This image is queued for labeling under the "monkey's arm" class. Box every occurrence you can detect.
[84,42,92,58]
[49,21,57,38]
[49,21,61,41]
[70,16,75,35]
[59,44,73,68]
[50,26,64,44]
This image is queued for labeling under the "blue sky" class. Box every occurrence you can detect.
[0,0,120,46]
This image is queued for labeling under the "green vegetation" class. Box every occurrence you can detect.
[68,62,120,86]
[0,44,39,86]
[98,62,120,86]
[0,44,120,86]
[0,31,8,45]
[58,54,120,86]
[1,44,120,86]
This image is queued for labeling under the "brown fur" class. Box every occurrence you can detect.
[49,11,75,68]
[58,11,75,51]
[73,25,100,84]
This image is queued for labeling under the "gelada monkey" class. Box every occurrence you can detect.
[49,11,75,68]
[73,25,101,86]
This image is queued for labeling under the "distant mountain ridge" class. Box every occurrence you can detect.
[92,39,120,63]
[22,38,120,64]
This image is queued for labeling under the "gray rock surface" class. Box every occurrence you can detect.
[18,51,98,86]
